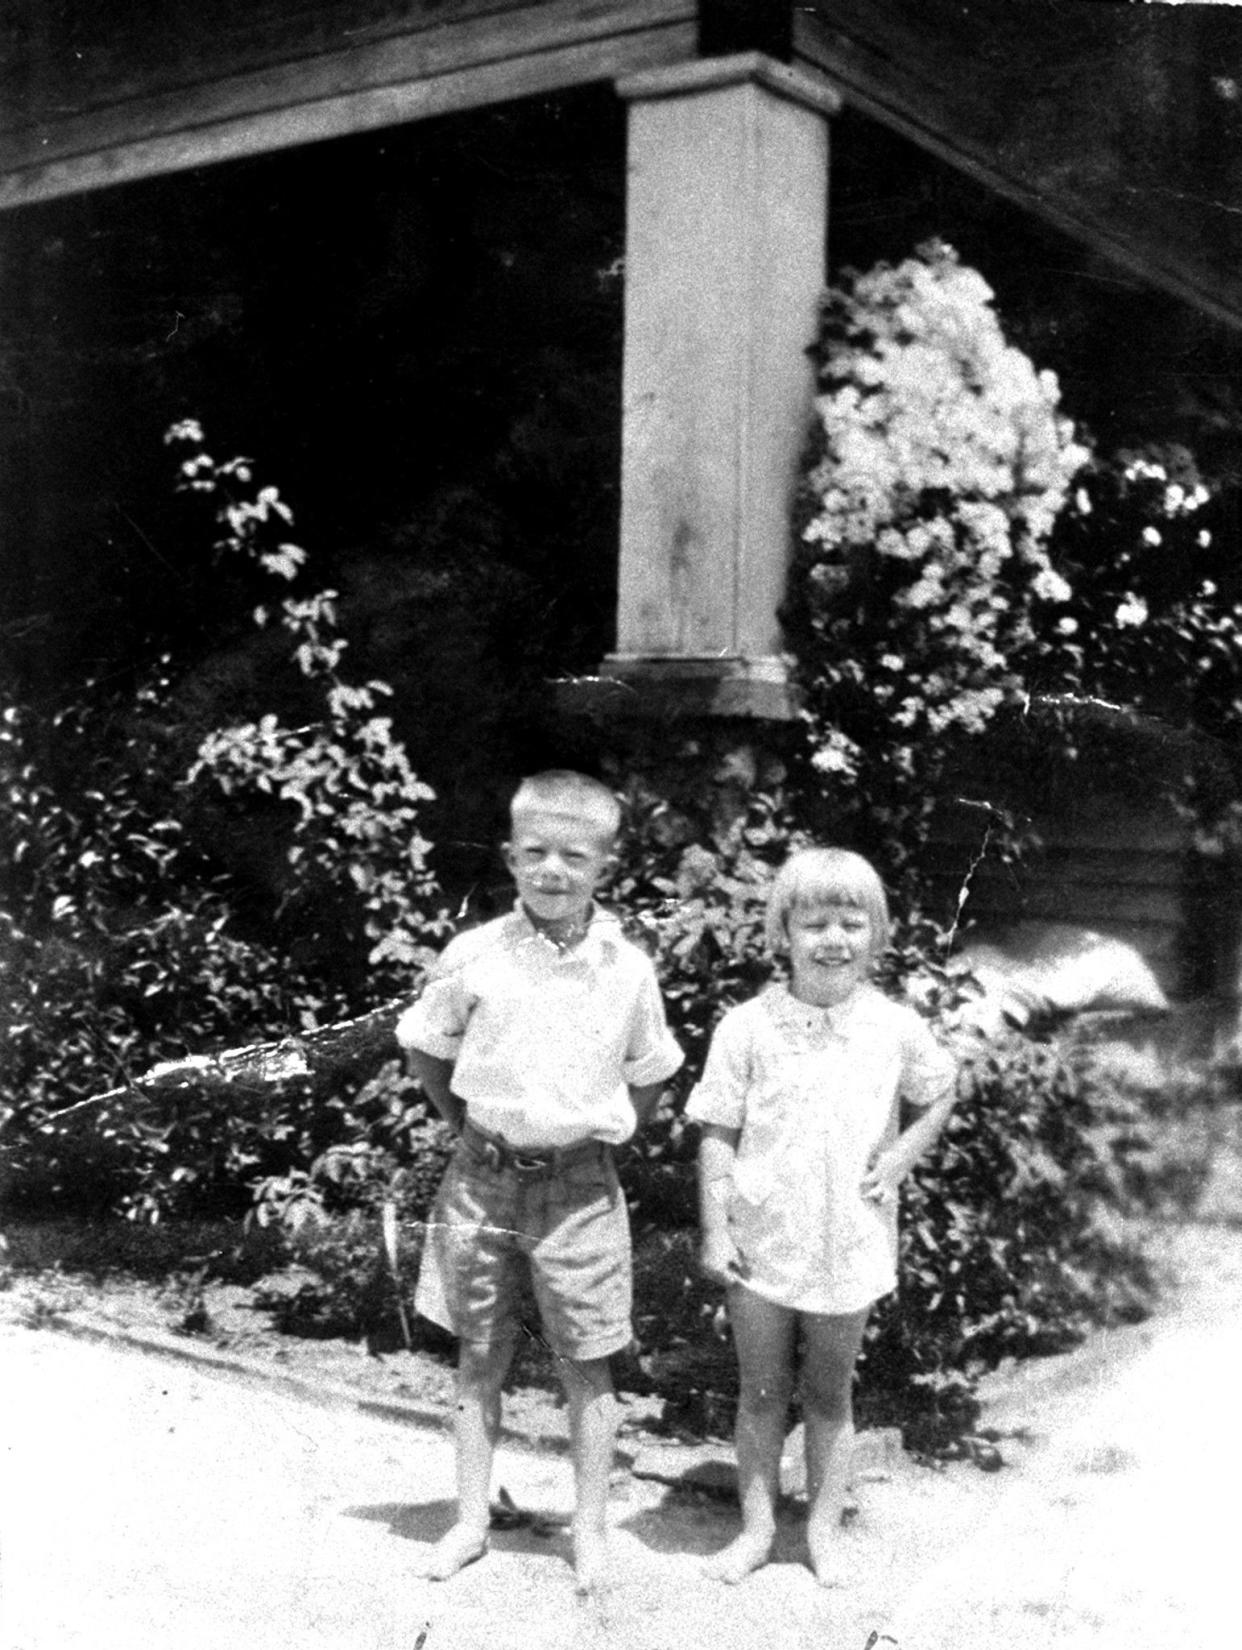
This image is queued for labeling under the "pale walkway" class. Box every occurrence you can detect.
[1,1224,1238,1650]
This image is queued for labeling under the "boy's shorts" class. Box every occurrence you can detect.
[415,1126,633,1363]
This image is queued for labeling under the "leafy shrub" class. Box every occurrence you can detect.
[1010,445,1242,860]
[251,1065,454,1232]
[246,1067,454,1340]
[2,427,442,1220]
[170,420,448,992]
[253,1210,425,1345]
[604,780,802,1227]
[1078,1043,1231,1219]
[1032,447,1238,737]
[862,1030,1161,1440]
[0,693,322,1218]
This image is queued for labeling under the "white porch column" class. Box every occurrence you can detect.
[603,52,839,718]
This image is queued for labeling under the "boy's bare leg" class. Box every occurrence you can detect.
[801,1308,868,1587]
[561,1355,618,1593]
[704,1287,795,1584]
[419,1334,515,1579]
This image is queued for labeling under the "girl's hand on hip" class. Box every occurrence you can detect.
[699,1234,749,1288]
[860,1151,904,1209]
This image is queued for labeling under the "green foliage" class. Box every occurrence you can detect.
[1013,445,1242,842]
[2,427,443,1220]
[855,1028,1230,1454]
[243,1063,453,1339]
[169,420,448,991]
[788,240,1087,905]
[862,1032,1158,1440]
[1033,447,1230,723]
[251,1066,454,1233]
[0,691,321,1218]
[609,781,798,1069]
[602,781,802,1227]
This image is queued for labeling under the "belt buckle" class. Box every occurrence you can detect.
[511,1149,553,1175]
[476,1138,504,1173]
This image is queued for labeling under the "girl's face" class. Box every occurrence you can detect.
[786,900,875,1007]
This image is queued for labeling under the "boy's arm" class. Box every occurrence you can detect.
[628,1080,667,1131]
[405,1047,466,1135]
[697,1123,749,1287]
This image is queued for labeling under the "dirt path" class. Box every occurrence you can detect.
[2,1223,1238,1650]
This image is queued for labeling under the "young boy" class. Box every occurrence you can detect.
[396,770,682,1592]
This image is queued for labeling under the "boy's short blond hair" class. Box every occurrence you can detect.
[509,770,622,847]
[765,847,891,955]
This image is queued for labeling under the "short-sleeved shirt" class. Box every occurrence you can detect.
[686,983,956,1314]
[395,903,683,1149]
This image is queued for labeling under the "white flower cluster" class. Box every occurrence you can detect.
[800,243,1085,747]
[796,244,1088,875]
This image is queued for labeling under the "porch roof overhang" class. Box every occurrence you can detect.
[2,0,1242,331]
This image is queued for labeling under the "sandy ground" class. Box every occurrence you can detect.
[1,1222,1239,1650]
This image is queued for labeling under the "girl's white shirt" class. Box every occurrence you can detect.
[686,982,955,1314]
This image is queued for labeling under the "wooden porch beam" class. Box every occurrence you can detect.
[0,0,697,210]
[792,4,1242,336]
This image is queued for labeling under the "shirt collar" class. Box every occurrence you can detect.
[768,980,875,1037]
[508,899,622,958]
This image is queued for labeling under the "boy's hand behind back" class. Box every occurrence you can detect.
[699,1233,749,1288]
[628,1081,667,1131]
[405,1048,465,1133]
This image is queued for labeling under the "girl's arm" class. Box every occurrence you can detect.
[860,1086,956,1205]
[697,1123,749,1286]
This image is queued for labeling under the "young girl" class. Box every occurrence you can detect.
[687,847,957,1586]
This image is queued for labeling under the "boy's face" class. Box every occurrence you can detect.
[504,807,614,926]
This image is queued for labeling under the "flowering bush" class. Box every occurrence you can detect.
[1017,444,1242,838]
[788,241,1087,904]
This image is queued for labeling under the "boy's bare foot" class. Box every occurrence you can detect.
[416,1524,489,1580]
[571,1524,610,1595]
[701,1529,773,1584]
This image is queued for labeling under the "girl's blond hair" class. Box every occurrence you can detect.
[765,847,891,955]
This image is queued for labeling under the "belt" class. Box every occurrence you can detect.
[460,1121,606,1178]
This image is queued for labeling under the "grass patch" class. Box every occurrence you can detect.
[1,1217,288,1286]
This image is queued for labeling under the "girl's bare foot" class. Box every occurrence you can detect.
[701,1529,773,1584]
[806,1518,846,1588]
[416,1523,489,1580]
[572,1524,610,1595]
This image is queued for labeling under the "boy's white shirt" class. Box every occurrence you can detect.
[396,903,682,1148]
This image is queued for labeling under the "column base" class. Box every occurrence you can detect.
[556,654,798,721]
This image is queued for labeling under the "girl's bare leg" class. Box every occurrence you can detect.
[560,1355,618,1593]
[801,1307,869,1586]
[704,1286,795,1584]
[418,1334,515,1579]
